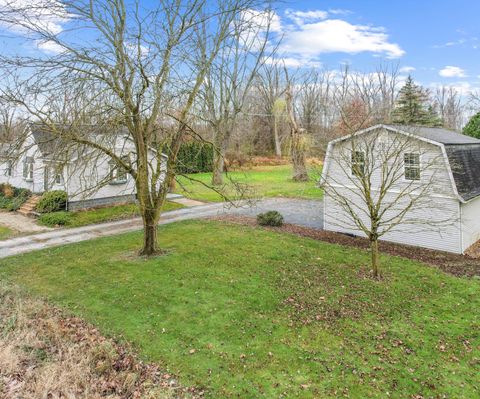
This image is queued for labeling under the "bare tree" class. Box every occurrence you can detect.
[202,9,273,185]
[0,0,261,256]
[321,126,455,278]
[256,62,286,156]
[435,86,464,131]
[284,68,309,181]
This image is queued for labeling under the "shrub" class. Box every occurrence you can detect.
[0,183,14,198]
[176,142,214,174]
[38,211,71,227]
[37,190,68,213]
[10,189,32,211]
[0,196,13,210]
[0,186,31,211]
[257,210,284,227]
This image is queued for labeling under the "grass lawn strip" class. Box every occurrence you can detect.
[0,224,17,240]
[0,220,478,398]
[175,165,322,202]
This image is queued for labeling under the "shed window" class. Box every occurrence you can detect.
[351,151,365,177]
[404,153,420,181]
[23,157,34,181]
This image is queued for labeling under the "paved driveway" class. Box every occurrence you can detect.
[0,198,323,258]
[230,198,323,229]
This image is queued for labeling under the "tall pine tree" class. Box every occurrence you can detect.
[393,76,441,126]
[463,112,480,138]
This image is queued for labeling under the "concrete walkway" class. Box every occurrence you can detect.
[0,211,52,233]
[0,198,323,259]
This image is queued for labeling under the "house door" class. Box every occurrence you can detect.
[43,166,49,191]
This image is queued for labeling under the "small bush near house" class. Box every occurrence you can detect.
[257,210,284,227]
[0,186,31,211]
[38,211,71,227]
[37,190,67,213]
[0,183,14,198]
[10,189,32,211]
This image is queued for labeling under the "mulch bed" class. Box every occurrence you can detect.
[210,215,480,278]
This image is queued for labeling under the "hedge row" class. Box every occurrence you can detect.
[175,142,214,174]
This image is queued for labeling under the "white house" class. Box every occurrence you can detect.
[321,124,480,254]
[0,124,167,210]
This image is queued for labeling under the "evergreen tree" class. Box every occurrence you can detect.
[393,76,440,126]
[463,112,480,138]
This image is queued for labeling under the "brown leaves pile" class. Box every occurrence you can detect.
[0,283,201,398]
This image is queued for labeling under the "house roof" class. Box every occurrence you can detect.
[385,125,480,145]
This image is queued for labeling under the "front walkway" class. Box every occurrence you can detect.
[0,198,323,258]
[0,210,52,233]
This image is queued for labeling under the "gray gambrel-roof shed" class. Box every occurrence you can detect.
[321,124,480,254]
[385,125,480,202]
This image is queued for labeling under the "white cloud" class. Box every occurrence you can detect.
[285,9,328,25]
[280,18,404,59]
[241,9,282,33]
[36,39,64,54]
[262,56,321,68]
[400,66,416,73]
[0,0,69,53]
[439,66,467,78]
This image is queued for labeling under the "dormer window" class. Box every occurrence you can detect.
[23,157,34,181]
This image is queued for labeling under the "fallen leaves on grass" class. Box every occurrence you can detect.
[0,283,201,398]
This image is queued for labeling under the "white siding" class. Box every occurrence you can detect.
[322,127,463,254]
[0,132,167,203]
[324,190,462,253]
[460,196,480,252]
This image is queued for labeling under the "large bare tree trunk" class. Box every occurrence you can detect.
[290,133,308,181]
[212,152,225,185]
[140,208,160,256]
[211,132,229,186]
[273,116,282,157]
[285,81,308,181]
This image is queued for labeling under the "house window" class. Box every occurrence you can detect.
[109,156,128,184]
[351,151,365,177]
[23,157,34,181]
[5,160,12,177]
[54,165,64,185]
[404,153,420,181]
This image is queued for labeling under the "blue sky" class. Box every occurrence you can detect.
[270,0,480,92]
[1,0,479,93]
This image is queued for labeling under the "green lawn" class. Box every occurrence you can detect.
[0,225,15,240]
[66,201,183,227]
[175,165,322,202]
[0,221,478,398]
[38,201,184,228]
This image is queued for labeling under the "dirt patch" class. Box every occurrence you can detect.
[0,283,201,399]
[210,215,480,278]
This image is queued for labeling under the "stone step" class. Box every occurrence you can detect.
[17,195,42,217]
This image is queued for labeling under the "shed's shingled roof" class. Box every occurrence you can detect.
[386,125,480,202]
[386,125,480,145]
